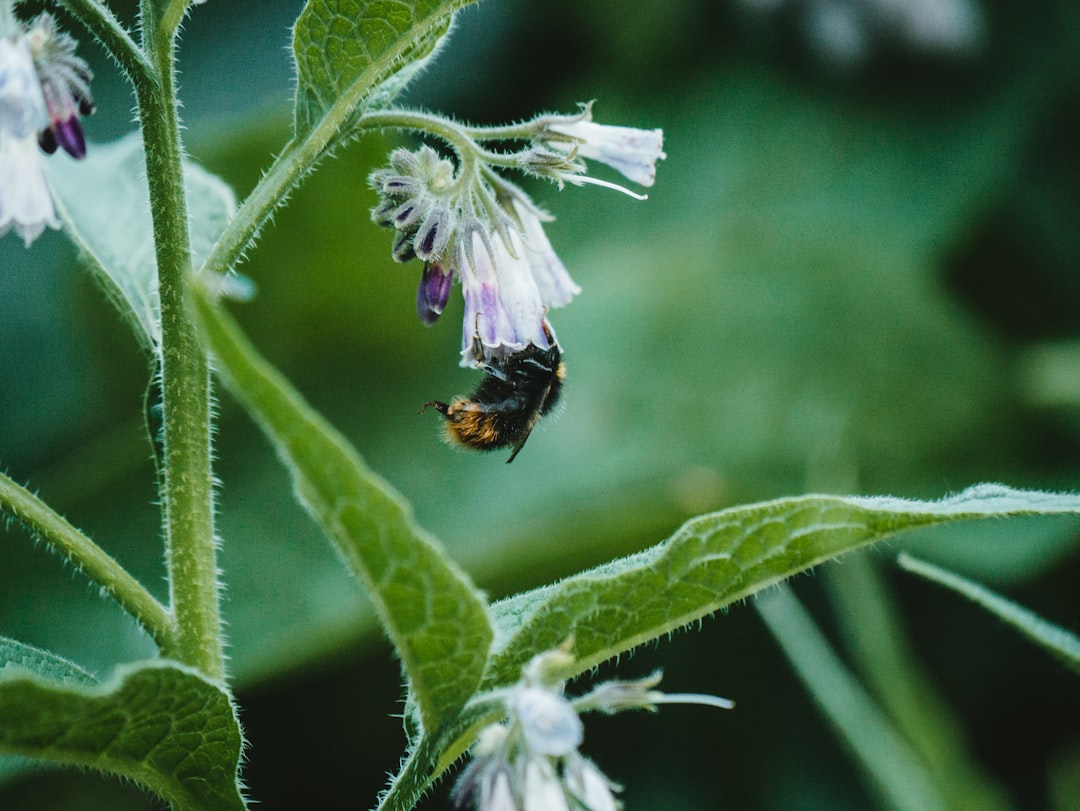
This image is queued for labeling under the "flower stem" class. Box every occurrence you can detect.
[0,472,175,649]
[198,108,480,279]
[136,15,224,679]
[54,0,152,85]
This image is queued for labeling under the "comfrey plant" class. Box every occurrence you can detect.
[1,1,1079,810]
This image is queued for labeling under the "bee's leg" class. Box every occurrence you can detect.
[540,314,557,347]
[421,401,451,417]
[505,423,536,464]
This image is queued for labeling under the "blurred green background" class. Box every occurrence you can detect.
[2,0,1080,808]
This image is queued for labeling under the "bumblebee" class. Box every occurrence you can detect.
[423,329,565,464]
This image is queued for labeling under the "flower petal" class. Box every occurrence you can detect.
[416,262,453,325]
[0,130,58,246]
[513,686,584,757]
[551,119,665,187]
[0,36,48,138]
[458,231,550,367]
[522,758,570,811]
[512,200,580,309]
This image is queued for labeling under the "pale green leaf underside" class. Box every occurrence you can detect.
[0,637,96,687]
[487,485,1080,686]
[898,552,1080,674]
[190,285,493,734]
[292,0,477,134]
[0,660,246,811]
[758,587,947,811]
[46,134,237,351]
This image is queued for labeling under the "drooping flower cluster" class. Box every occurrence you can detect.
[369,105,664,371]
[0,1,93,246]
[450,649,733,811]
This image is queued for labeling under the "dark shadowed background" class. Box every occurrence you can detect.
[1,0,1079,808]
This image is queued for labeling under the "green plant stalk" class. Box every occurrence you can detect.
[757,586,947,811]
[0,472,175,649]
[825,554,1012,811]
[198,108,481,279]
[137,14,223,679]
[898,552,1080,674]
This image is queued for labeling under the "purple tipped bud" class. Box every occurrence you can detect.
[414,205,451,262]
[416,263,453,325]
[52,116,85,159]
[382,177,421,198]
[371,198,398,227]
[393,200,424,230]
[392,230,416,263]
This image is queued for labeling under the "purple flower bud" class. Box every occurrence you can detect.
[370,198,398,227]
[382,177,421,197]
[414,205,451,262]
[416,262,453,325]
[51,114,85,159]
[37,126,57,154]
[393,200,423,230]
[392,230,416,263]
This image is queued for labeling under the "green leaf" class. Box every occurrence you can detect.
[0,639,99,790]
[291,0,477,136]
[486,485,1080,686]
[0,660,246,811]
[0,637,97,687]
[189,283,493,734]
[757,587,947,811]
[898,552,1080,674]
[46,133,237,351]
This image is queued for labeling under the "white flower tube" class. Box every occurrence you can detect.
[0,129,58,245]
[549,118,665,188]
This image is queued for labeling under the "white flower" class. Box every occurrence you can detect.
[0,8,93,246]
[457,229,554,368]
[484,770,518,811]
[564,756,621,811]
[511,199,580,310]
[0,35,47,137]
[548,118,665,188]
[522,758,570,811]
[0,128,58,245]
[512,686,584,757]
[0,33,55,245]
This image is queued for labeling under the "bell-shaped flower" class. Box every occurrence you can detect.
[0,6,93,246]
[0,128,58,245]
[0,24,55,244]
[512,686,584,757]
[522,758,570,811]
[510,198,580,310]
[564,755,621,811]
[548,117,665,188]
[0,34,47,138]
[457,229,553,368]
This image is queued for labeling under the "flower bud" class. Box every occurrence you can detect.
[416,262,453,325]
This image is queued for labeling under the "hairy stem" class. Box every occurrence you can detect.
[55,0,151,84]
[136,14,223,679]
[0,472,175,649]
[198,108,479,279]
